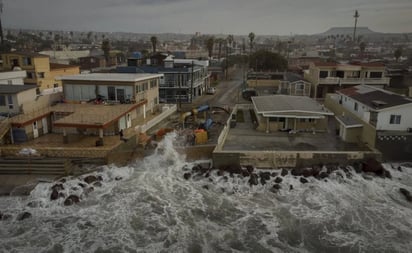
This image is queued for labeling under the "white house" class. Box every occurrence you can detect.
[0,70,26,85]
[336,85,412,131]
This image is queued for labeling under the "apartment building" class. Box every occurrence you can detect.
[1,52,80,91]
[305,62,389,99]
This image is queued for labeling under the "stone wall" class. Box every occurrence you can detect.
[213,150,381,169]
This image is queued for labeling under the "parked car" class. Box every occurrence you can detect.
[206,87,216,95]
[242,88,257,101]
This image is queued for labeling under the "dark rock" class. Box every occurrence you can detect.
[399,188,412,202]
[274,177,283,184]
[97,175,104,181]
[362,174,373,181]
[217,170,225,176]
[281,169,288,177]
[64,195,80,206]
[291,168,304,176]
[260,177,267,185]
[318,172,329,179]
[51,183,64,192]
[223,176,229,182]
[84,175,98,184]
[311,165,322,177]
[246,165,254,174]
[183,172,192,180]
[362,158,384,176]
[383,169,392,179]
[58,192,66,199]
[93,181,102,187]
[302,168,314,178]
[59,178,66,184]
[0,212,12,221]
[300,177,308,184]
[204,172,210,178]
[272,184,281,190]
[183,173,191,180]
[202,185,209,190]
[248,173,259,186]
[17,212,32,221]
[289,185,294,190]
[241,170,250,177]
[398,166,403,172]
[224,164,243,175]
[115,176,123,181]
[260,172,271,181]
[78,183,86,188]
[353,162,362,173]
[50,189,59,201]
[271,172,278,177]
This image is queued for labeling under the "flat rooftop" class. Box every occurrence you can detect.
[59,73,163,82]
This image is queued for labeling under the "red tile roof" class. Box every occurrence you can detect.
[50,63,79,70]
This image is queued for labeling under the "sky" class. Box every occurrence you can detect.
[1,0,412,35]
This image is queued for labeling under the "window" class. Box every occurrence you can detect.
[7,95,13,109]
[37,72,45,78]
[354,102,358,111]
[369,72,383,78]
[27,72,35,79]
[54,83,59,88]
[319,71,328,78]
[108,86,116,100]
[23,57,32,66]
[0,95,5,106]
[389,115,401,124]
[150,80,157,89]
[7,80,12,85]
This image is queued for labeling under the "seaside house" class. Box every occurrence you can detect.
[325,85,412,160]
[251,95,333,133]
[246,72,311,97]
[305,62,389,99]
[119,53,210,103]
[0,52,80,91]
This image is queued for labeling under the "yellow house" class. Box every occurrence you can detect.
[0,52,80,91]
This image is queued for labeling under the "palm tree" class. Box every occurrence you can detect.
[102,39,111,64]
[248,32,255,54]
[205,36,215,58]
[150,36,158,54]
[394,47,403,62]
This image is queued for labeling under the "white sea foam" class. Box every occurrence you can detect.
[0,133,412,252]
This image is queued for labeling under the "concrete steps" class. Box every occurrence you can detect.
[0,158,71,175]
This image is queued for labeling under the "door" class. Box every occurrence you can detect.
[33,121,39,138]
[42,117,48,134]
[126,113,132,128]
[116,89,125,103]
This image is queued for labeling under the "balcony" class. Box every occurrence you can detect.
[318,77,390,85]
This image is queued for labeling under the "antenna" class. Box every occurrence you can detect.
[353,10,360,43]
[0,0,4,45]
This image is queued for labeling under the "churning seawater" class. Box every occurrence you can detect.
[1,132,412,253]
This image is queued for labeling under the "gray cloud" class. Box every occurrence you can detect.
[2,0,411,35]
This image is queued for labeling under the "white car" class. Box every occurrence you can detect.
[206,87,216,95]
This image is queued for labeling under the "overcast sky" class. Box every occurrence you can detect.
[2,0,411,35]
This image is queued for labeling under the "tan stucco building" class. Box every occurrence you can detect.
[1,52,80,91]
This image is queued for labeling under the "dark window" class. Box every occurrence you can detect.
[38,72,45,78]
[369,72,383,78]
[27,72,35,79]
[0,95,6,106]
[108,86,116,100]
[389,115,401,124]
[23,57,32,65]
[354,102,358,111]
[319,71,328,78]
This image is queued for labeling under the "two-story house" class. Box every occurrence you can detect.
[325,85,412,160]
[305,62,390,99]
[119,54,210,103]
[1,52,80,91]
[6,73,163,145]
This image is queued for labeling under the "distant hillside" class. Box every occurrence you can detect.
[321,27,378,36]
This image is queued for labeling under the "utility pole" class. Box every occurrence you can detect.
[0,0,4,45]
[190,60,194,103]
[353,10,360,43]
